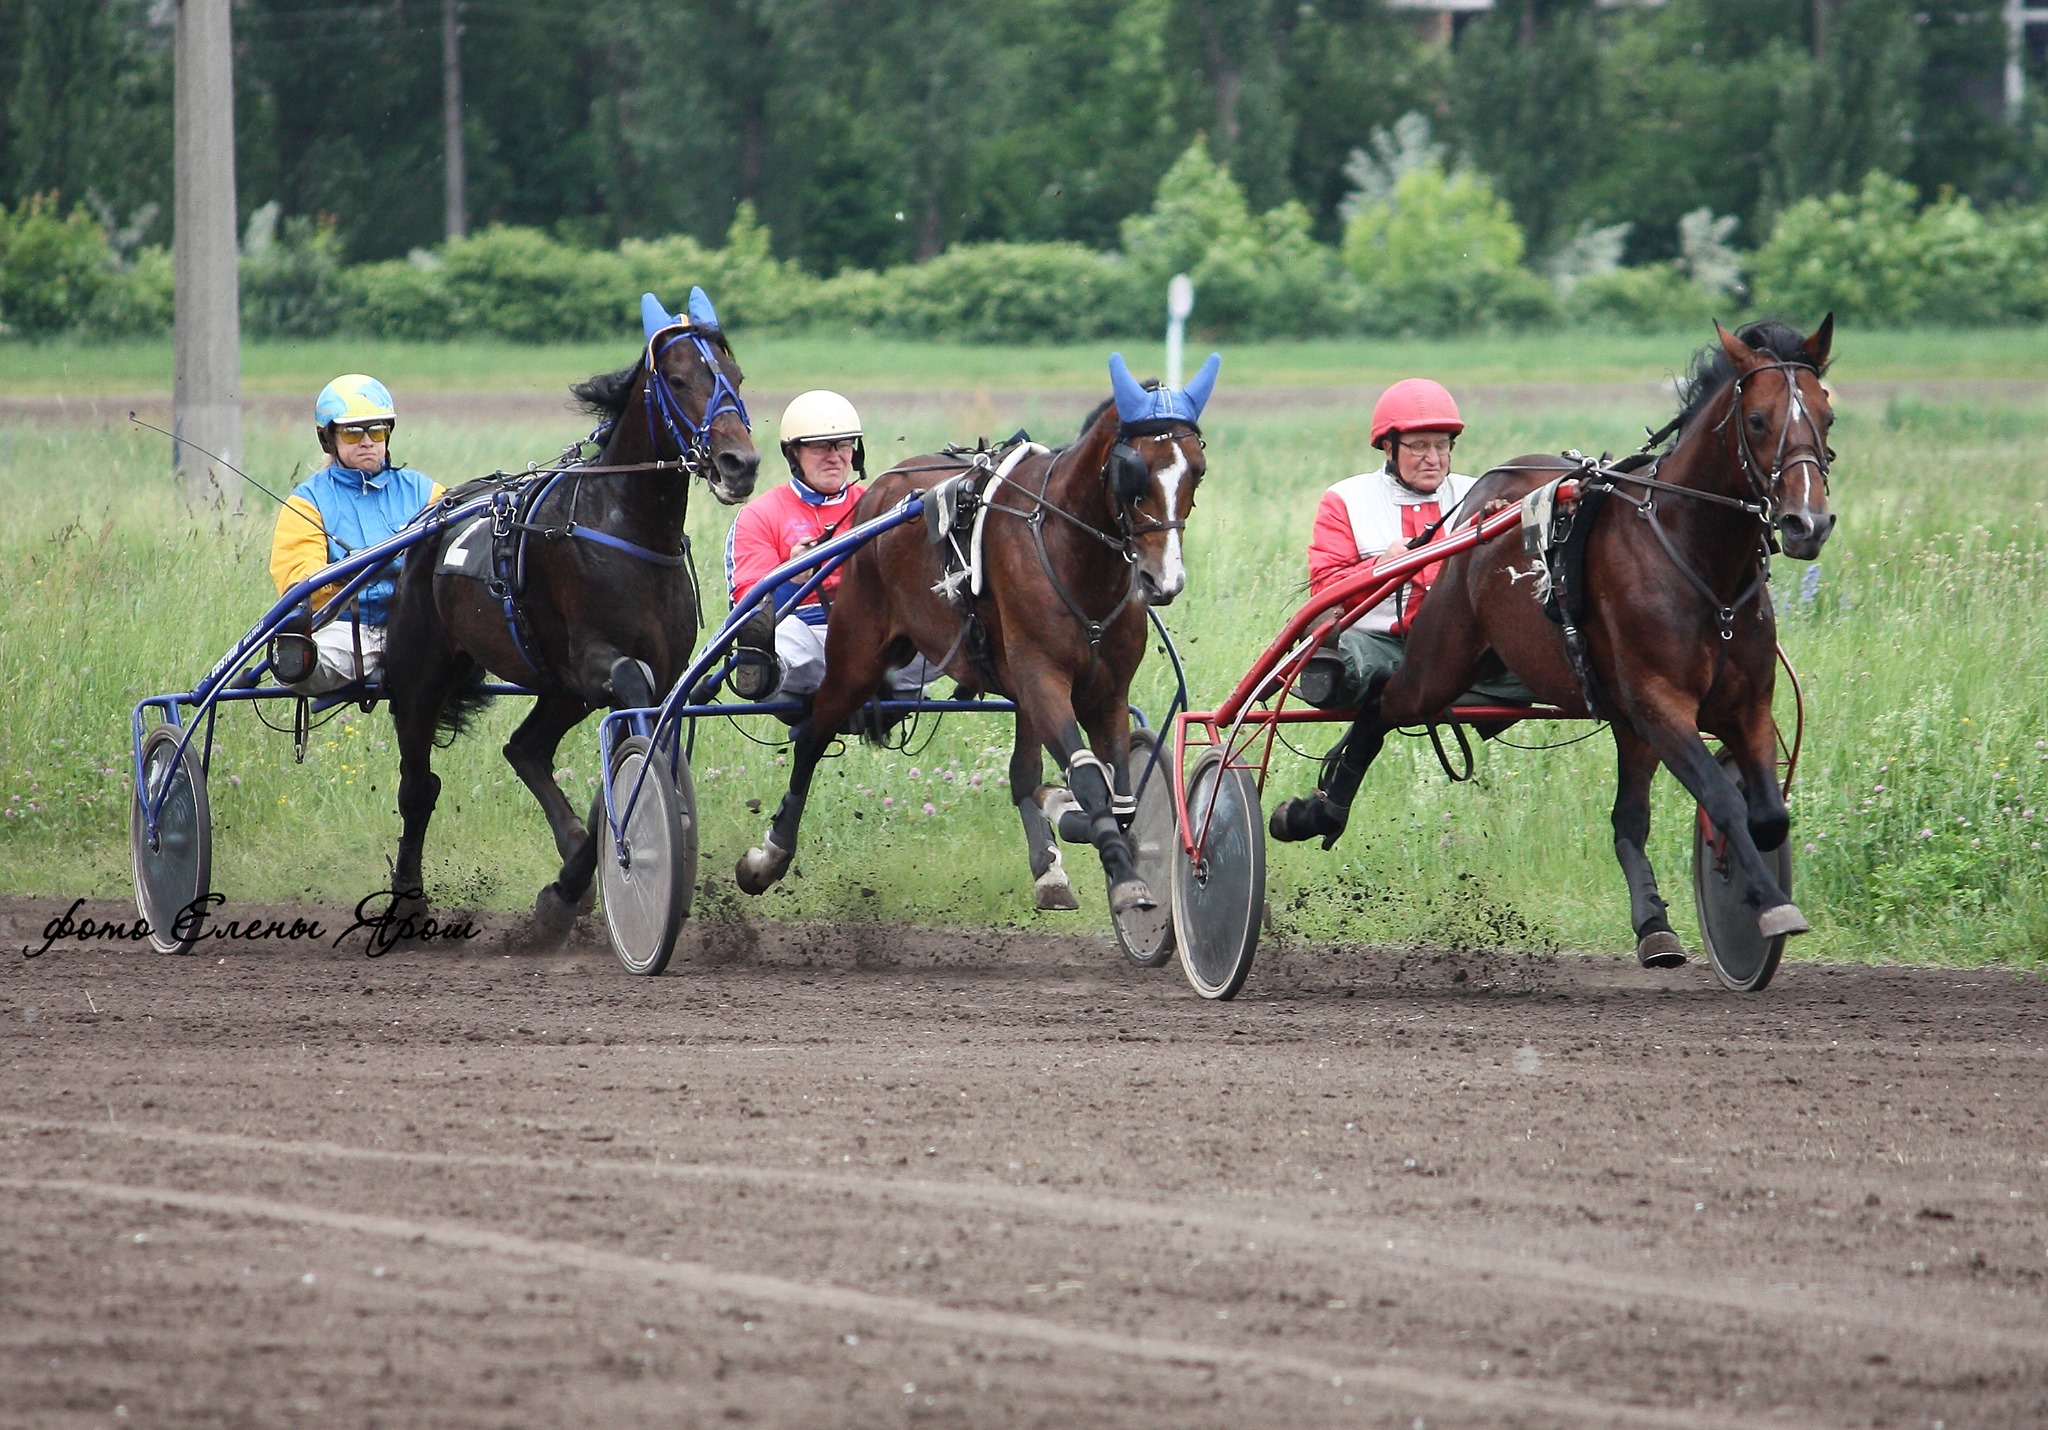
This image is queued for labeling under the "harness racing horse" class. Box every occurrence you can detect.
[1271,317,1836,965]
[735,352,1221,915]
[383,290,760,936]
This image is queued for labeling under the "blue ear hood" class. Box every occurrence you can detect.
[688,286,720,330]
[1108,350,1222,425]
[641,292,680,340]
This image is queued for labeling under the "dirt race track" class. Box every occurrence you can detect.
[4,896,2044,1429]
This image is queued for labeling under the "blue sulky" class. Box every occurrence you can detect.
[127,494,533,953]
[591,486,1189,976]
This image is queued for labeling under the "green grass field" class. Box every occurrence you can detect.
[2,330,2043,967]
[8,325,2048,397]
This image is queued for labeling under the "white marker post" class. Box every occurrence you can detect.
[1166,273,1194,390]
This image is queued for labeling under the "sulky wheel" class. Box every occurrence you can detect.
[1693,750,1793,993]
[1111,726,1178,968]
[599,734,697,976]
[1170,747,1265,1000]
[130,724,212,955]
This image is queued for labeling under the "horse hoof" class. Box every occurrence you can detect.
[1034,867,1079,911]
[389,889,429,930]
[735,839,790,896]
[1108,878,1157,917]
[1268,795,1347,847]
[1635,930,1688,969]
[532,883,578,942]
[1758,903,1811,939]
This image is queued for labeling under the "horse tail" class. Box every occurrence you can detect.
[433,676,498,749]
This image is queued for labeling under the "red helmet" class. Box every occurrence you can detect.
[1370,378,1464,449]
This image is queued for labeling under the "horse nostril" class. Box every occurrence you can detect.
[717,449,760,482]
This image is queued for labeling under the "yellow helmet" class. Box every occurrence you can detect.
[315,374,397,430]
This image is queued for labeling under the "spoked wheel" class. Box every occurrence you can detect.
[1170,748,1265,1000]
[1111,727,1177,969]
[1693,751,1792,993]
[130,724,212,955]
[599,734,697,976]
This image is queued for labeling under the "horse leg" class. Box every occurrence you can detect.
[385,655,469,926]
[1610,726,1686,969]
[533,657,657,938]
[502,691,601,938]
[1640,716,1807,939]
[1269,671,1394,848]
[1020,676,1152,916]
[1010,712,1077,911]
[736,638,889,894]
[1727,712,1790,854]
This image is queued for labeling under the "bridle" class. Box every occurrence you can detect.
[639,323,752,479]
[1104,418,1202,542]
[1712,359,1833,524]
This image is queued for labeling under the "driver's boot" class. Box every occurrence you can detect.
[725,602,781,701]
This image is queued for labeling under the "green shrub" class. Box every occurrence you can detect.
[1751,172,2048,327]
[1122,139,1350,338]
[86,244,174,336]
[884,241,1138,342]
[438,225,631,341]
[622,204,822,333]
[805,266,897,331]
[343,256,463,340]
[241,210,350,340]
[1342,163,1548,335]
[0,194,111,336]
[1569,262,1724,333]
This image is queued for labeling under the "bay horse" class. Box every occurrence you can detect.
[735,352,1221,914]
[383,290,760,935]
[1271,317,1836,964]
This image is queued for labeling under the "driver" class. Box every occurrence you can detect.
[267,375,442,694]
[1272,377,1527,844]
[723,390,934,705]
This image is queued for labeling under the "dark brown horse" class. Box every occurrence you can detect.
[383,291,760,933]
[1271,317,1836,963]
[735,352,1219,914]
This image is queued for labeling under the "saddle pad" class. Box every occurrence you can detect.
[971,441,1051,597]
[438,515,493,581]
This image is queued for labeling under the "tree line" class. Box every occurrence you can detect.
[0,0,2033,279]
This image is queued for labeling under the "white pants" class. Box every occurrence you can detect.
[291,621,386,695]
[774,615,941,699]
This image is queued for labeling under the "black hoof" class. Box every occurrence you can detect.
[532,883,580,942]
[1269,795,1348,849]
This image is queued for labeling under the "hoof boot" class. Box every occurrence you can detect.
[1268,795,1349,849]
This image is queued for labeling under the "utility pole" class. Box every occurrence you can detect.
[444,0,467,240]
[173,0,242,511]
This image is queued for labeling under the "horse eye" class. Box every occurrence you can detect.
[1747,412,1767,430]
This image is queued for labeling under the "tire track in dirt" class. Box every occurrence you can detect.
[0,1174,1792,1430]
[9,1114,2036,1356]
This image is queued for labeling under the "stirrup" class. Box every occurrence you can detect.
[1294,651,1350,709]
[1268,794,1350,850]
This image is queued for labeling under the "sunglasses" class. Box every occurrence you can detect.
[335,424,392,446]
[800,438,857,456]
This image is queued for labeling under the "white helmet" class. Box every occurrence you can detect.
[778,389,864,480]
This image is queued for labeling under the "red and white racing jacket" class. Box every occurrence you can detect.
[724,478,867,626]
[1306,466,1478,636]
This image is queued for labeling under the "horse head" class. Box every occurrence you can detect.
[1103,351,1221,606]
[1715,315,1836,560]
[643,290,761,505]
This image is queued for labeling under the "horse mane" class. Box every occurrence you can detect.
[570,328,733,419]
[1670,319,1830,433]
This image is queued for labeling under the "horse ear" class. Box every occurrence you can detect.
[1804,312,1834,369]
[1108,352,1150,424]
[641,293,679,341]
[1182,352,1221,419]
[1715,320,1762,373]
[688,286,721,330]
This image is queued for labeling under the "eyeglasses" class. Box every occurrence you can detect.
[800,438,857,456]
[1397,436,1454,459]
[334,424,392,446]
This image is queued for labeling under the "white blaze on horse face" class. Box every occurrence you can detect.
[1149,445,1189,600]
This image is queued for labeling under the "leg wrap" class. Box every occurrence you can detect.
[1017,797,1060,879]
[1065,748,1114,810]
